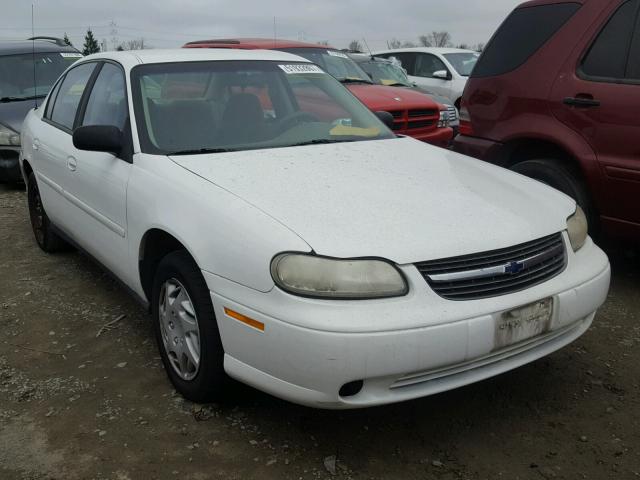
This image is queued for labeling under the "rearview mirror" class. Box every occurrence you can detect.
[375,111,395,130]
[432,70,451,80]
[73,125,123,155]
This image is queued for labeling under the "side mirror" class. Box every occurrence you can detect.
[73,125,123,155]
[432,70,452,81]
[375,111,395,130]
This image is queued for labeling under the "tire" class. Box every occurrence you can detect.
[151,250,229,403]
[26,172,69,253]
[510,159,596,232]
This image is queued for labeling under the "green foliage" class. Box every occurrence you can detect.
[82,29,100,55]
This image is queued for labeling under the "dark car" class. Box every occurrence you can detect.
[453,0,640,243]
[0,37,82,183]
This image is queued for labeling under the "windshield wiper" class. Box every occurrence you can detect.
[0,94,46,103]
[339,78,373,85]
[291,139,358,147]
[168,147,235,155]
[384,82,411,87]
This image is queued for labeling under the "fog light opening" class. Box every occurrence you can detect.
[339,380,364,398]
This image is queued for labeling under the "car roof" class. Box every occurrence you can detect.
[0,40,80,56]
[184,38,337,50]
[374,47,477,55]
[81,48,312,68]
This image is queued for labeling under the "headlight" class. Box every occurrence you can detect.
[0,123,20,147]
[437,110,450,128]
[271,253,408,299]
[567,206,588,252]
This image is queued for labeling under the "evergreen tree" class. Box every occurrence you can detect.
[82,29,100,55]
[63,33,72,47]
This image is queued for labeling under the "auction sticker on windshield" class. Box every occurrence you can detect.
[60,52,83,58]
[279,64,324,74]
[494,298,553,350]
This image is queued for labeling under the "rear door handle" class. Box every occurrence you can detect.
[563,96,600,108]
[67,157,77,172]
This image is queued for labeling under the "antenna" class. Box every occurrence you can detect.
[273,16,277,48]
[362,37,372,57]
[31,4,37,108]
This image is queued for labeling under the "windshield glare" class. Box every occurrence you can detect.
[277,48,371,82]
[0,52,82,99]
[358,60,410,86]
[132,60,394,155]
[443,52,480,77]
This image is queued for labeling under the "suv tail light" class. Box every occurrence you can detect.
[458,100,474,136]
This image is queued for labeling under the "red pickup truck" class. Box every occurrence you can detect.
[184,39,453,147]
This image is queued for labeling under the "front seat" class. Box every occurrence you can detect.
[218,93,265,146]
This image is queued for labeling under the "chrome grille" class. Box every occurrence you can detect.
[447,105,458,122]
[415,233,566,300]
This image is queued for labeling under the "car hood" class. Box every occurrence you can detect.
[346,83,440,112]
[0,98,43,133]
[170,137,575,264]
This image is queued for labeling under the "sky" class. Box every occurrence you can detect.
[1,0,523,52]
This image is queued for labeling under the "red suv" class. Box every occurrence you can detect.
[184,39,453,147]
[454,0,640,243]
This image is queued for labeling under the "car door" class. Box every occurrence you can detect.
[34,62,97,227]
[409,53,453,100]
[63,61,132,281]
[551,0,640,229]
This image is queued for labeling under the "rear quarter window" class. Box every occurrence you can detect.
[472,2,581,78]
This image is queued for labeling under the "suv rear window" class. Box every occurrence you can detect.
[472,2,581,78]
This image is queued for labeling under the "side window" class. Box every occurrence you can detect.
[627,10,640,79]
[49,62,96,131]
[44,77,63,119]
[415,53,448,78]
[581,0,640,80]
[81,63,127,130]
[472,3,581,78]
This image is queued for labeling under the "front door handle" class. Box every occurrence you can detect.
[67,157,77,172]
[563,96,600,108]
[33,139,40,151]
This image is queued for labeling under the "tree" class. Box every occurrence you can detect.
[316,40,330,46]
[387,38,402,49]
[427,31,452,48]
[63,33,72,47]
[473,42,485,52]
[456,43,470,50]
[418,35,432,47]
[401,41,416,48]
[348,40,363,52]
[82,28,100,55]
[117,38,148,51]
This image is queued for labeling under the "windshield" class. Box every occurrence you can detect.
[357,59,411,87]
[443,52,480,77]
[0,52,82,99]
[277,48,371,83]
[131,60,394,155]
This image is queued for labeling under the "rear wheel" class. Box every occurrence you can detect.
[510,159,596,232]
[151,250,230,402]
[26,172,69,253]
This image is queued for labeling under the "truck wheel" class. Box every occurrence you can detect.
[27,172,69,253]
[510,159,596,232]
[151,250,230,403]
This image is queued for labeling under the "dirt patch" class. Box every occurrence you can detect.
[1,185,639,479]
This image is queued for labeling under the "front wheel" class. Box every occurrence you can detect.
[151,250,229,402]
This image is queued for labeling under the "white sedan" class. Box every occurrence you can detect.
[20,49,610,409]
[373,47,480,108]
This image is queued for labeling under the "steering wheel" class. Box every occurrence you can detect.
[276,111,320,133]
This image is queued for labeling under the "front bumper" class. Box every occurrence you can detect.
[0,148,21,183]
[204,236,610,409]
[452,134,503,162]
[409,127,453,148]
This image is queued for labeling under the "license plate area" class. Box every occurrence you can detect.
[494,298,554,350]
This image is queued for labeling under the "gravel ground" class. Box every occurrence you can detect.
[1,184,639,480]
